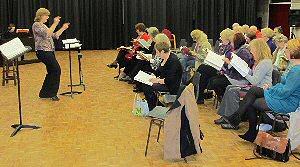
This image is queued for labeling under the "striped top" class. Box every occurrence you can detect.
[32,22,59,51]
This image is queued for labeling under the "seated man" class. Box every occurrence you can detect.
[142,33,182,111]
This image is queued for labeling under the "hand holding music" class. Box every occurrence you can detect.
[263,83,270,90]
[190,51,197,56]
[149,77,160,84]
[223,57,231,64]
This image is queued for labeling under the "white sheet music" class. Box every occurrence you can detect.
[0,38,28,60]
[230,53,250,77]
[62,38,79,44]
[204,50,225,71]
[64,43,82,49]
[137,39,150,49]
[134,71,155,86]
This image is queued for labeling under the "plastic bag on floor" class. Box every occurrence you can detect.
[288,106,300,151]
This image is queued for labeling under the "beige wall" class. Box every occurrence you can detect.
[257,0,300,39]
[257,0,270,28]
[291,0,300,38]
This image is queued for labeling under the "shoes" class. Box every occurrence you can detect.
[238,130,258,143]
[221,123,239,130]
[119,76,132,82]
[133,88,143,93]
[127,79,135,84]
[214,117,227,125]
[51,96,60,101]
[107,62,118,69]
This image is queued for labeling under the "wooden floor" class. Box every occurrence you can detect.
[0,50,299,167]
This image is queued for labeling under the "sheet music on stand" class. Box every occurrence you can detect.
[204,50,225,71]
[230,53,250,77]
[62,38,82,49]
[137,39,151,50]
[134,71,155,86]
[0,37,31,60]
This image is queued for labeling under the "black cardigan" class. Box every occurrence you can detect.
[154,53,182,94]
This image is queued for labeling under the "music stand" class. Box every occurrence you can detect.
[0,40,41,137]
[60,39,84,98]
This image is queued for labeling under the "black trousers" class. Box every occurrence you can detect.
[36,51,61,98]
[207,75,231,98]
[116,50,129,68]
[129,60,153,79]
[196,64,218,101]
[142,83,169,111]
[237,86,270,133]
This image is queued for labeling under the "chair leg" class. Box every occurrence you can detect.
[13,62,17,86]
[2,65,5,86]
[271,117,277,133]
[157,121,163,142]
[215,97,219,109]
[145,119,154,157]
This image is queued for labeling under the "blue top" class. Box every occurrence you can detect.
[265,64,300,113]
[267,38,276,54]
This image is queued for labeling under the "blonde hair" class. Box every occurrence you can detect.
[154,33,171,52]
[287,39,300,59]
[261,28,275,38]
[242,24,249,33]
[249,38,272,63]
[273,34,288,43]
[249,26,258,33]
[147,27,159,38]
[220,28,234,41]
[190,29,208,43]
[34,8,50,22]
[232,23,240,29]
[233,26,243,33]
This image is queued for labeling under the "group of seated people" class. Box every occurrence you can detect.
[107,22,300,144]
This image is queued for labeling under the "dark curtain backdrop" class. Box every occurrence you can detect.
[195,0,257,42]
[1,0,256,50]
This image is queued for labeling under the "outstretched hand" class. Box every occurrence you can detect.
[54,16,61,24]
[63,23,70,30]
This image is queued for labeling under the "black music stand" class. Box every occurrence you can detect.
[68,49,86,91]
[0,43,41,137]
[60,40,84,98]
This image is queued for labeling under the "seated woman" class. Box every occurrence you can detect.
[261,28,276,53]
[179,29,211,72]
[274,26,283,35]
[142,33,182,111]
[208,33,254,99]
[215,39,273,129]
[224,39,300,143]
[196,28,234,104]
[107,23,150,70]
[272,34,289,71]
[129,27,160,92]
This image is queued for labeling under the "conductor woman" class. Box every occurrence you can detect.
[32,8,70,101]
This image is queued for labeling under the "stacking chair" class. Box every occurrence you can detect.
[145,81,200,157]
[2,59,17,86]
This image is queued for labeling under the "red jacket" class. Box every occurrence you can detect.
[133,32,150,52]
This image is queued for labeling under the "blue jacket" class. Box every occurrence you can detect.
[265,65,300,113]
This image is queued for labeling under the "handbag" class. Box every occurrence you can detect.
[248,131,290,162]
[132,93,149,117]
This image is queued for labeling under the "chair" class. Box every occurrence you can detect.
[145,84,199,157]
[257,69,289,133]
[145,106,168,156]
[162,29,176,49]
[2,59,17,86]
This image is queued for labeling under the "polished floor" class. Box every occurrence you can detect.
[0,50,299,167]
